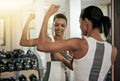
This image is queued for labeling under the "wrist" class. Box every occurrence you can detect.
[45,13,51,19]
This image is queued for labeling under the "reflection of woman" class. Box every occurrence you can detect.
[20,14,38,46]
[20,13,70,81]
[42,13,70,81]
[37,5,117,81]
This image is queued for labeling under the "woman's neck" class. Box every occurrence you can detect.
[54,35,63,41]
[88,29,104,41]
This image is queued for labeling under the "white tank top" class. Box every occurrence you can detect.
[73,37,112,81]
[43,36,67,81]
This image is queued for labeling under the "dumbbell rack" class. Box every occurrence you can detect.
[0,49,43,81]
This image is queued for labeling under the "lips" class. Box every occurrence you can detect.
[56,30,62,35]
[57,31,62,33]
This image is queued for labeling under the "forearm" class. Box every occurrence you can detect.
[20,19,31,45]
[37,13,51,50]
[37,5,60,52]
[20,14,35,46]
[39,14,51,40]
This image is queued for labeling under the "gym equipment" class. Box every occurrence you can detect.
[6,51,13,59]
[0,60,6,73]
[0,49,43,81]
[29,59,37,69]
[14,60,22,71]
[19,75,27,81]
[29,74,37,81]
[22,59,30,70]
[6,60,14,72]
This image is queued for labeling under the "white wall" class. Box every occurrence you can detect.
[69,0,82,38]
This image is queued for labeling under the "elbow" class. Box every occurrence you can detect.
[20,40,29,46]
[37,44,43,51]
[37,43,47,52]
[20,40,24,46]
[20,37,25,46]
[20,42,27,46]
[37,41,52,52]
[37,40,43,51]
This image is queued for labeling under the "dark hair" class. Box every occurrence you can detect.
[53,13,67,24]
[80,6,111,38]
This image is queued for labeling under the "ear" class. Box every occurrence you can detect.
[84,18,89,24]
[84,18,93,33]
[84,18,90,33]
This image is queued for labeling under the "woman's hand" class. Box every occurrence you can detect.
[67,51,74,60]
[53,52,73,70]
[29,14,35,20]
[46,4,60,17]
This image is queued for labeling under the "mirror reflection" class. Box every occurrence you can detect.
[0,0,113,81]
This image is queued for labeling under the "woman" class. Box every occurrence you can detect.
[37,5,117,81]
[20,13,71,81]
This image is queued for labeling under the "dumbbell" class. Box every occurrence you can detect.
[29,74,37,81]
[19,75,27,81]
[26,50,35,57]
[0,49,6,58]
[22,59,30,70]
[6,51,13,59]
[14,60,22,71]
[29,59,37,69]
[27,50,32,54]
[6,60,14,72]
[0,60,6,72]
[13,49,24,58]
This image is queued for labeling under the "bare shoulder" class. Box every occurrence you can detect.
[70,38,88,52]
[112,46,117,57]
[72,38,85,43]
[111,45,117,64]
[113,45,117,51]
[70,38,88,59]
[70,38,86,46]
[75,37,88,46]
[63,38,85,50]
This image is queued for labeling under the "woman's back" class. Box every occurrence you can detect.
[73,37,112,81]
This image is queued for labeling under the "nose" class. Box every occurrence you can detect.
[58,25,62,30]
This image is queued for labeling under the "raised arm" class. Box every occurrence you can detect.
[20,14,38,47]
[37,4,60,51]
[37,4,81,53]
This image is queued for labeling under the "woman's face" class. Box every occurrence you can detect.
[53,18,67,36]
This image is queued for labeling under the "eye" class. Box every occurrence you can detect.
[54,23,59,27]
[61,24,65,28]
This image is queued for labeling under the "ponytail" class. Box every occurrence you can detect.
[101,16,111,38]
[80,6,111,39]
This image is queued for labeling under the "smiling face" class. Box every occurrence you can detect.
[53,18,67,36]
